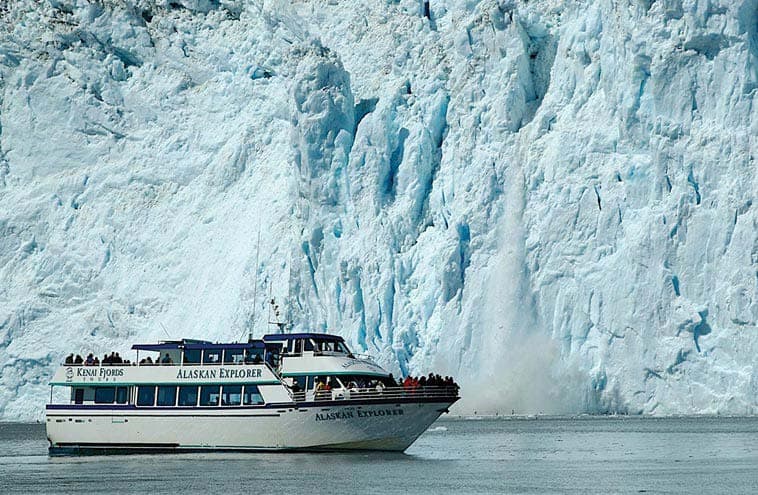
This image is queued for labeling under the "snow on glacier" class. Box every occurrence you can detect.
[0,0,756,419]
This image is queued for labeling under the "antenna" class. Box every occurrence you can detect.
[248,230,262,342]
[158,322,171,340]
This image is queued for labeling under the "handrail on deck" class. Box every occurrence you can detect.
[288,386,458,403]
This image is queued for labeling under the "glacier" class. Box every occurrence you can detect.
[0,0,756,420]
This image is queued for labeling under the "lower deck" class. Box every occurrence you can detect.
[46,396,458,454]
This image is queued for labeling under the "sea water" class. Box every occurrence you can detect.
[0,416,756,494]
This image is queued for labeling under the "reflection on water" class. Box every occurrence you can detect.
[1,416,757,494]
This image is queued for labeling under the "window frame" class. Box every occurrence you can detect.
[178,386,199,407]
[137,386,156,407]
[156,386,177,407]
[243,384,264,405]
[183,349,201,365]
[221,385,242,406]
[203,349,222,365]
[116,386,129,404]
[223,348,244,364]
[94,387,116,404]
[199,385,220,406]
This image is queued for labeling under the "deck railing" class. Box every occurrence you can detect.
[288,386,458,403]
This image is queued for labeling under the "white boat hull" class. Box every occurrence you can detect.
[46,399,455,454]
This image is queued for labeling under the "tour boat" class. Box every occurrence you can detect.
[46,333,459,454]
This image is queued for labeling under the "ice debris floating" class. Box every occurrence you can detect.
[0,0,756,419]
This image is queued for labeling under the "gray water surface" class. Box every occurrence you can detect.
[1,416,756,494]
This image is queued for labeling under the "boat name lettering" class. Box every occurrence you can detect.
[175,368,262,380]
[76,368,124,378]
[357,408,403,418]
[315,411,354,421]
[315,408,403,421]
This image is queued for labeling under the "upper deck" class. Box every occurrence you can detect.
[52,333,388,386]
[263,333,389,378]
[49,333,460,411]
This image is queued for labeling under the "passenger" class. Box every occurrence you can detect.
[114,352,122,364]
[428,373,436,386]
[74,354,83,365]
[161,353,173,365]
[252,354,263,364]
[85,353,94,366]
[102,354,110,365]
[387,373,398,387]
[315,379,326,400]
[403,376,413,389]
[419,376,427,387]
[291,381,302,393]
[64,354,74,365]
[93,357,100,366]
[145,356,153,365]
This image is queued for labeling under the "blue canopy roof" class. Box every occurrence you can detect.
[132,339,266,352]
[262,333,345,343]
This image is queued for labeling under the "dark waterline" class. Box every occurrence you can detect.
[1,416,757,494]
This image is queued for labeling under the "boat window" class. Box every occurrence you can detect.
[116,387,128,404]
[73,388,84,404]
[178,386,198,406]
[157,386,177,406]
[304,339,314,352]
[293,339,302,354]
[243,385,264,405]
[265,346,281,368]
[137,386,155,406]
[224,348,244,364]
[200,385,220,406]
[336,342,349,354]
[94,387,116,404]
[293,376,306,391]
[183,349,201,364]
[222,385,242,406]
[244,348,263,364]
[203,349,222,365]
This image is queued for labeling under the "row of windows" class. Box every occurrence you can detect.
[182,348,264,365]
[136,385,264,407]
[94,387,129,404]
[283,339,349,355]
[87,385,265,407]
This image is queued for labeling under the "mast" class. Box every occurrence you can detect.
[248,230,262,343]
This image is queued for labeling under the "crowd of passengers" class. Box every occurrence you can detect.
[400,373,458,391]
[63,351,266,366]
[292,373,460,398]
[64,352,131,366]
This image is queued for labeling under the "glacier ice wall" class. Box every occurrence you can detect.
[0,0,756,419]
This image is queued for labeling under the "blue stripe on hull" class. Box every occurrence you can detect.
[46,396,459,412]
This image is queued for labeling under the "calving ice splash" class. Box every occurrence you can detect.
[46,333,459,454]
